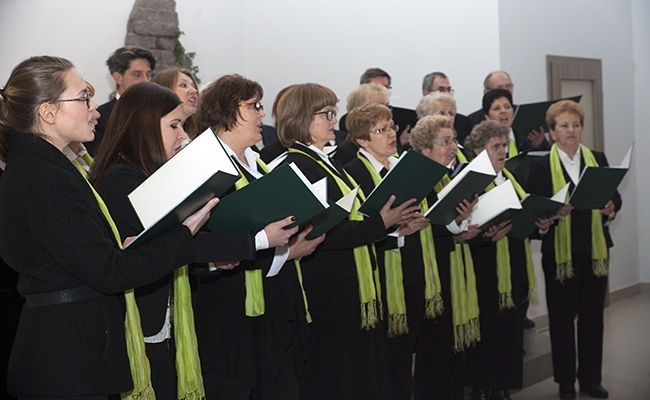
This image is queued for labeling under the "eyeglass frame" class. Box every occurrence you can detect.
[55,91,91,109]
[434,86,455,95]
[370,124,399,135]
[313,109,337,121]
[431,137,459,147]
[239,101,264,112]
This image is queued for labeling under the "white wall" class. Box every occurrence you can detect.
[499,0,642,317]
[632,0,650,282]
[176,0,501,116]
[1,0,646,314]
[0,1,135,104]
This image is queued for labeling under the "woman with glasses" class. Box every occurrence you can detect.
[152,67,201,139]
[0,56,217,399]
[409,115,480,400]
[343,103,431,400]
[334,83,392,165]
[462,120,551,400]
[193,74,324,400]
[527,100,620,400]
[275,83,420,400]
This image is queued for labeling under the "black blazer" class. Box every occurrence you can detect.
[281,144,387,280]
[0,133,196,397]
[85,98,117,156]
[526,149,622,255]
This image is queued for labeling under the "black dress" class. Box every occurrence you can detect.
[281,143,392,400]
[345,153,428,400]
[194,157,310,400]
[412,189,466,400]
[464,176,529,391]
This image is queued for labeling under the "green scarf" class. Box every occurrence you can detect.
[456,148,467,163]
[232,157,270,317]
[79,173,155,400]
[357,152,443,336]
[289,147,380,329]
[508,135,518,158]
[233,156,312,323]
[485,167,537,310]
[549,144,608,281]
[434,177,480,352]
[78,164,205,399]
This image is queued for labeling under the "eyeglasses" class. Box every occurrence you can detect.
[435,86,454,95]
[313,109,337,121]
[55,91,91,109]
[431,137,459,147]
[239,101,264,112]
[370,124,399,135]
[494,84,514,90]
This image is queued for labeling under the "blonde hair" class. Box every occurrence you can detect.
[346,83,389,112]
[410,115,454,152]
[546,100,584,131]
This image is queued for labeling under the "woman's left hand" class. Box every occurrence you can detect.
[454,194,478,224]
[288,225,326,259]
[600,200,616,219]
[398,214,430,236]
[483,220,512,242]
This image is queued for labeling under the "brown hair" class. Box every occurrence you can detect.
[546,100,584,131]
[153,67,201,138]
[88,82,181,191]
[197,74,263,134]
[410,115,454,152]
[276,83,338,148]
[346,104,393,143]
[463,120,509,159]
[0,55,74,160]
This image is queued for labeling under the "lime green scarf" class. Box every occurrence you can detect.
[232,157,270,317]
[550,144,608,281]
[78,163,205,399]
[508,135,518,158]
[289,147,381,329]
[456,148,467,163]
[80,173,155,400]
[487,169,538,309]
[434,177,480,352]
[356,153,443,336]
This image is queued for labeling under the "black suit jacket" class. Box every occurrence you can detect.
[526,150,622,255]
[85,98,117,156]
[0,133,196,397]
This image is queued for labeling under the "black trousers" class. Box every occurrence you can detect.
[385,281,425,400]
[542,251,608,385]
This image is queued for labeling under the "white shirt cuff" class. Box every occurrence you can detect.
[255,229,269,250]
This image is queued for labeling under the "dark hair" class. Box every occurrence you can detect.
[463,120,508,159]
[153,67,201,138]
[360,68,391,86]
[422,71,448,93]
[0,55,74,160]
[88,82,181,191]
[346,104,393,143]
[106,47,156,75]
[482,88,513,116]
[197,74,263,133]
[276,83,338,148]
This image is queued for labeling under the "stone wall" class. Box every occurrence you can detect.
[125,0,192,73]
